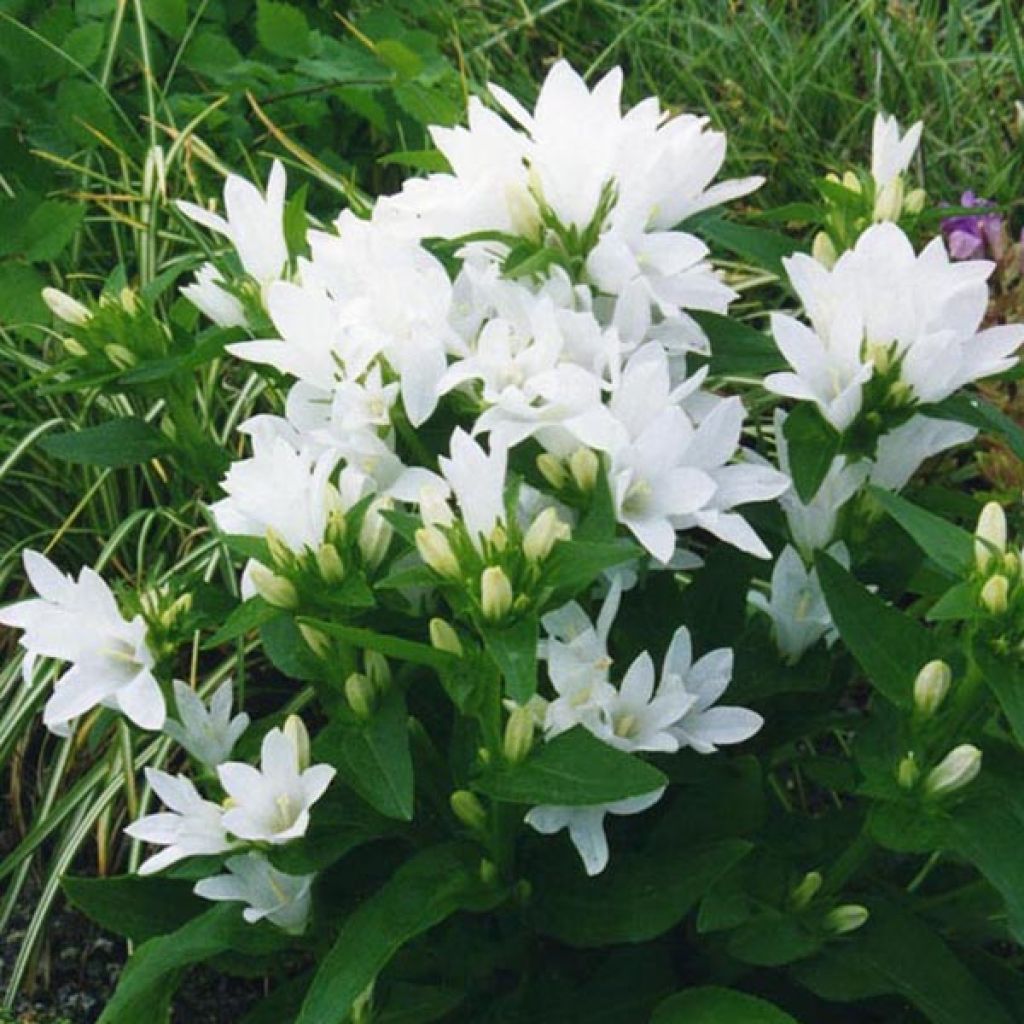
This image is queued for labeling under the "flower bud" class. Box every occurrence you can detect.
[345,672,376,720]
[119,288,139,315]
[903,187,926,215]
[823,904,869,935]
[505,180,540,238]
[450,790,488,832]
[62,336,88,357]
[250,563,297,609]
[1004,550,1021,579]
[364,650,390,692]
[980,574,1009,615]
[265,527,293,570]
[523,507,570,563]
[789,870,823,910]
[359,499,393,569]
[298,622,332,659]
[537,453,567,490]
[924,744,981,798]
[416,526,461,578]
[569,447,599,492]
[418,483,454,527]
[283,714,310,771]
[480,566,513,621]
[489,524,508,553]
[811,231,837,268]
[873,178,904,222]
[316,543,346,584]
[43,287,91,326]
[897,752,920,789]
[429,618,463,656]
[324,501,347,547]
[841,170,862,194]
[503,705,535,764]
[104,343,137,369]
[913,660,952,718]
[975,501,1007,572]
[479,857,500,886]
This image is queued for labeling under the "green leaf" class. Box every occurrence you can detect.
[473,726,667,806]
[532,839,750,947]
[19,199,86,261]
[926,581,979,622]
[204,597,280,648]
[300,618,454,671]
[0,262,47,325]
[695,216,801,275]
[256,0,311,59]
[543,539,639,597]
[296,845,498,1024]
[816,552,935,707]
[145,0,188,39]
[98,905,288,1024]
[39,418,172,468]
[316,688,415,821]
[260,615,324,683]
[652,987,800,1023]
[378,149,451,173]
[699,311,786,377]
[783,403,841,503]
[975,646,1024,749]
[930,394,1024,462]
[481,614,538,703]
[62,875,205,944]
[869,487,974,577]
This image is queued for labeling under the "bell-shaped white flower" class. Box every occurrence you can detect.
[661,626,762,753]
[871,113,923,190]
[869,414,977,492]
[164,679,249,771]
[125,768,234,875]
[0,551,164,735]
[180,263,247,328]
[218,726,335,844]
[434,429,509,552]
[749,544,846,664]
[525,788,665,876]
[177,160,288,286]
[194,852,313,935]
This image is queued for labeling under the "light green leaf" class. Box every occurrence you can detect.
[652,986,800,1023]
[204,597,280,648]
[473,726,667,806]
[256,0,311,59]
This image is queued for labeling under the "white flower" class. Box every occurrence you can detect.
[525,789,665,876]
[194,853,313,935]
[125,768,234,875]
[766,224,1023,431]
[0,551,164,735]
[218,726,335,844]
[749,544,846,664]
[210,422,339,554]
[433,428,509,552]
[662,626,762,753]
[773,409,868,555]
[180,263,247,328]
[870,414,977,492]
[871,113,923,189]
[177,160,288,286]
[164,679,249,771]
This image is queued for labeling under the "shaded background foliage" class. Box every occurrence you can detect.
[0,1,1022,1022]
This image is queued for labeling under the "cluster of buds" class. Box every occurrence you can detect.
[536,446,601,497]
[897,743,982,799]
[344,650,391,720]
[415,496,571,627]
[43,285,170,375]
[136,584,194,662]
[973,501,1022,621]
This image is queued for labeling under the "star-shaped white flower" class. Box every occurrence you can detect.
[164,679,250,771]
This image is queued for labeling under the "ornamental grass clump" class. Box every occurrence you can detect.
[4,61,1024,1023]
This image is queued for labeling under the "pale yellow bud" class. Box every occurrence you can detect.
[811,231,837,268]
[359,498,393,569]
[975,501,1007,572]
[789,870,823,910]
[283,714,310,770]
[841,170,862,194]
[345,672,376,720]
[823,904,869,935]
[503,705,535,764]
[897,752,920,790]
[873,178,905,222]
[537,453,567,490]
[298,622,332,659]
[265,527,293,570]
[364,650,390,691]
[416,526,460,578]
[316,543,346,584]
[924,744,982,798]
[903,187,926,215]
[980,574,1010,615]
[119,287,139,314]
[104,343,137,369]
[450,790,488,832]
[480,566,513,621]
[523,507,570,563]
[42,287,91,326]
[489,524,508,553]
[913,660,952,718]
[429,618,463,656]
[569,447,599,492]
[249,563,297,609]
[62,336,88,357]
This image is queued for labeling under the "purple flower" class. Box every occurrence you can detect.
[941,191,1005,261]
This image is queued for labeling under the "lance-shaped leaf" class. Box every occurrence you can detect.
[869,487,974,577]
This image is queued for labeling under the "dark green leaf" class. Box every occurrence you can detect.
[543,539,639,597]
[869,487,973,577]
[783,404,841,503]
[481,614,538,703]
[652,987,800,1023]
[474,726,667,805]
[699,311,786,377]
[20,200,86,261]
[260,615,324,683]
[204,597,280,648]
[302,618,454,671]
[695,216,802,275]
[816,552,935,707]
[39,418,172,468]
[930,394,1024,461]
[256,0,310,59]
[975,646,1024,750]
